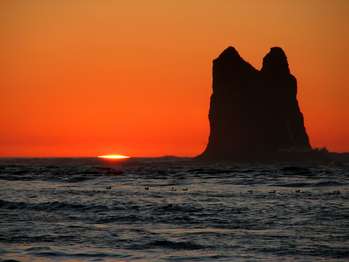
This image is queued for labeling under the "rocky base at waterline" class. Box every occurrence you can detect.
[198,46,323,161]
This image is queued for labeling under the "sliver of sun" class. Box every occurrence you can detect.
[98,154,130,160]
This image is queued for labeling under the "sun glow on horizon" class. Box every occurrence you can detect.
[97,154,130,160]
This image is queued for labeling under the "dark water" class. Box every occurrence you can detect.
[0,158,348,261]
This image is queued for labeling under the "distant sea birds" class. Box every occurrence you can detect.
[143,186,189,192]
[105,185,341,196]
[105,185,190,191]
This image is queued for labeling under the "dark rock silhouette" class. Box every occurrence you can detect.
[199,46,311,161]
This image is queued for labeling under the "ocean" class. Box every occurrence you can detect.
[0,158,348,261]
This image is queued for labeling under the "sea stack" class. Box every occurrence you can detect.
[199,47,311,160]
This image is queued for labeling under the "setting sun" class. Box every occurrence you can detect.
[97,154,130,160]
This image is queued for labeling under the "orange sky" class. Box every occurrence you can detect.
[1,0,348,157]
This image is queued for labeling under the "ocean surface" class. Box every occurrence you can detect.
[0,158,348,261]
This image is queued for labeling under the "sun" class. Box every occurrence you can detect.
[97,154,130,160]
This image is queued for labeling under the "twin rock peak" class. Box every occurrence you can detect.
[199,46,311,161]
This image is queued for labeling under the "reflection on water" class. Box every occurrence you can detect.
[0,158,348,261]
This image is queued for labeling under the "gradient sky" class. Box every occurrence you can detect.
[1,0,348,157]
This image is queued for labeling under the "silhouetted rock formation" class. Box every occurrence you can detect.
[199,47,311,160]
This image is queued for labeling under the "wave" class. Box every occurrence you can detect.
[0,199,110,212]
[155,203,203,213]
[274,181,346,187]
[133,239,204,250]
[0,165,123,182]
